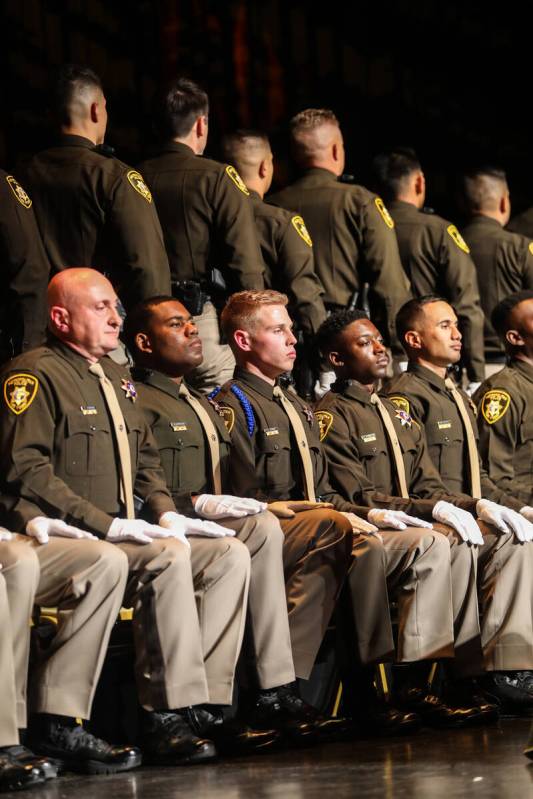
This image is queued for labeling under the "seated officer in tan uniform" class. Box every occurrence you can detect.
[386,295,533,712]
[123,295,349,744]
[0,268,257,767]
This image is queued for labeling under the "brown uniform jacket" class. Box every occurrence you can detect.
[388,200,485,382]
[214,367,368,514]
[139,142,264,290]
[133,368,232,515]
[22,135,171,310]
[268,169,410,352]
[508,207,533,239]
[462,215,533,361]
[315,379,476,517]
[0,340,175,536]
[385,363,522,511]
[473,359,533,507]
[0,170,49,357]
[249,190,326,335]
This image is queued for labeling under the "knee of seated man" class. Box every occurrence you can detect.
[310,508,353,552]
[235,509,285,552]
[0,535,40,582]
[84,539,130,586]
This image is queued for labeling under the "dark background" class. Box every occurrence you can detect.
[1,0,530,222]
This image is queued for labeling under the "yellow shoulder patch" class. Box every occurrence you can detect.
[388,395,410,415]
[528,242,533,256]
[314,410,333,442]
[225,165,249,195]
[481,390,511,424]
[374,197,394,229]
[219,405,235,433]
[4,373,39,415]
[6,175,32,208]
[447,224,470,254]
[126,170,152,203]
[291,215,313,247]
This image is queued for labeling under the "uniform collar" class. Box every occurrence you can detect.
[158,141,196,157]
[292,167,338,185]
[407,362,448,392]
[248,188,263,202]
[464,215,502,230]
[331,378,375,404]
[56,134,97,149]
[510,358,533,384]
[47,337,109,379]
[132,367,185,400]
[234,367,279,399]
[387,199,420,216]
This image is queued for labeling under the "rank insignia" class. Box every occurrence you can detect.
[219,405,235,433]
[389,395,410,415]
[375,197,395,229]
[481,390,510,424]
[225,165,250,195]
[394,408,412,428]
[314,410,333,442]
[447,224,470,254]
[291,215,313,247]
[121,379,137,402]
[6,175,32,208]
[4,373,39,414]
[127,170,152,202]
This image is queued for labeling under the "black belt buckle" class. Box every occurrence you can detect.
[171,281,208,316]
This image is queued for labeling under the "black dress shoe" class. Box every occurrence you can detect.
[185,706,281,756]
[353,701,421,737]
[395,687,482,728]
[479,671,533,715]
[1,745,58,780]
[141,710,217,765]
[248,687,317,747]
[0,752,44,792]
[27,716,141,775]
[442,680,499,725]
[273,683,352,742]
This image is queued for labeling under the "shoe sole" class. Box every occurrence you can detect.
[2,773,45,791]
[51,753,142,775]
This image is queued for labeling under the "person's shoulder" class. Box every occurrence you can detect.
[475,368,523,425]
[2,346,57,377]
[386,372,429,413]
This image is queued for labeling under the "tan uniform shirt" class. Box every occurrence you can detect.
[139,142,264,290]
[388,200,485,382]
[386,363,522,510]
[474,359,533,507]
[249,190,326,335]
[462,215,533,361]
[268,169,410,352]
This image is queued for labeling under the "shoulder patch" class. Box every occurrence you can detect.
[314,410,333,442]
[218,405,235,433]
[388,395,410,415]
[6,175,32,208]
[126,170,152,202]
[481,390,511,424]
[447,224,470,254]
[374,197,395,229]
[225,165,249,195]
[4,373,39,414]
[528,242,533,256]
[291,215,313,246]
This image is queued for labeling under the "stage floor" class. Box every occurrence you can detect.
[5,717,533,798]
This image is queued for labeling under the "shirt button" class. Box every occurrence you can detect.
[444,436,449,443]
[119,424,124,431]
[90,425,96,431]
[372,447,377,453]
[274,444,279,450]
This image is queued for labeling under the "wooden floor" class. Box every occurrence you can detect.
[4,718,533,799]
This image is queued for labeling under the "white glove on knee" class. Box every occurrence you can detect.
[432,501,484,545]
[26,517,98,545]
[160,511,234,540]
[0,528,13,542]
[193,494,267,520]
[477,499,533,543]
[108,518,178,545]
[367,509,433,530]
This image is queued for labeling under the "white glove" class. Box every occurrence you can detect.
[108,517,179,545]
[339,511,379,534]
[193,494,267,520]
[26,517,98,545]
[0,528,13,542]
[160,511,234,540]
[477,499,533,543]
[368,509,433,531]
[432,501,484,545]
[465,382,481,397]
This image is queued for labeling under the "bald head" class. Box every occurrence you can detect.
[48,268,122,361]
[462,167,510,224]
[289,109,345,174]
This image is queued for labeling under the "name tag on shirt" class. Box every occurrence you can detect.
[437,420,452,430]
[81,406,98,416]
[170,422,188,432]
[361,433,377,443]
[264,427,279,436]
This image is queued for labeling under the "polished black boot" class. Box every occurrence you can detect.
[442,678,499,724]
[0,744,58,781]
[247,685,317,747]
[395,687,483,728]
[479,671,533,715]
[185,706,281,756]
[0,750,44,793]
[27,714,141,775]
[352,697,421,737]
[141,709,217,765]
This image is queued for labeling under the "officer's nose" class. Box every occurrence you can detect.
[374,339,386,354]
[287,329,297,346]
[452,324,462,341]
[185,320,199,337]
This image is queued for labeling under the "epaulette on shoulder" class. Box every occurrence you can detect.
[209,384,255,436]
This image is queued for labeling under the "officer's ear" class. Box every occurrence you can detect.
[404,329,422,351]
[328,350,344,368]
[135,332,153,355]
[233,328,253,352]
[414,171,425,197]
[49,305,70,335]
[506,328,524,348]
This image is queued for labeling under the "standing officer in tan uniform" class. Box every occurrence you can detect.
[372,148,485,390]
[461,167,533,374]
[0,169,49,362]
[220,129,326,396]
[139,78,264,392]
[268,110,410,360]
[0,268,256,766]
[386,295,533,711]
[22,64,171,311]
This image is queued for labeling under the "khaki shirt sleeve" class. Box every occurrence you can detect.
[278,216,326,335]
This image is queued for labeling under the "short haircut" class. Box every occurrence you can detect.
[395,294,448,346]
[289,109,339,165]
[462,166,507,213]
[122,295,175,355]
[52,63,103,126]
[372,147,421,202]
[220,129,270,180]
[221,290,288,341]
[153,77,209,140]
[315,309,369,356]
[491,290,533,339]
